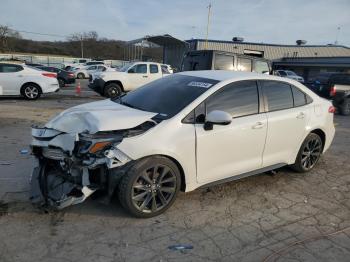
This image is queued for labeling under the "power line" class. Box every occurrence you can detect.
[10,28,67,38]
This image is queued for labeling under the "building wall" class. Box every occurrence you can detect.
[195,40,350,60]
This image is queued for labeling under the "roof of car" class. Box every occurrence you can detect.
[178,70,282,82]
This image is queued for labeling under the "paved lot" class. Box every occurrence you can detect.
[0,82,349,262]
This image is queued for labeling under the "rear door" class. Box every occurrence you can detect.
[0,64,25,95]
[148,64,162,82]
[260,80,310,167]
[195,80,268,184]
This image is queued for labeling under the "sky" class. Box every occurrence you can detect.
[1,0,350,46]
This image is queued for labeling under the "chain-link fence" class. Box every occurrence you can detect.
[0,53,129,68]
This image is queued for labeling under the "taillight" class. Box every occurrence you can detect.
[42,72,57,78]
[330,85,336,96]
[68,73,74,77]
[328,106,336,113]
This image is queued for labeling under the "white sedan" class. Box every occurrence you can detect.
[73,65,111,79]
[30,71,335,217]
[0,63,59,99]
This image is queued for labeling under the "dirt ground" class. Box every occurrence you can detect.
[0,81,350,262]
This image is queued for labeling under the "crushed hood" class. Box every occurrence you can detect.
[45,99,157,134]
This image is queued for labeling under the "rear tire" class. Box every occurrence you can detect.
[291,133,323,173]
[58,78,65,87]
[104,83,122,98]
[77,73,85,79]
[21,84,41,100]
[118,156,181,218]
[339,98,350,116]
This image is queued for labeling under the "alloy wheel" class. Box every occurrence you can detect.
[131,164,177,213]
[301,138,322,170]
[24,86,39,99]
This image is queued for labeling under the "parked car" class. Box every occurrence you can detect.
[74,65,110,79]
[161,64,174,74]
[181,50,271,74]
[0,63,59,99]
[89,62,172,98]
[30,71,335,217]
[84,61,105,66]
[274,70,304,83]
[36,66,75,87]
[309,73,350,115]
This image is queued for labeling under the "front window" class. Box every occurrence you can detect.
[115,74,219,119]
[0,64,23,73]
[128,64,147,74]
[206,80,259,118]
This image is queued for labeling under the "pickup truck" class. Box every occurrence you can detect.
[309,73,350,115]
[89,62,172,98]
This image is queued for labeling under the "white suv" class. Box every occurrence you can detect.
[89,62,172,98]
[0,63,59,99]
[30,71,335,217]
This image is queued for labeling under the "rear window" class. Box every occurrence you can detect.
[237,58,252,72]
[261,80,294,111]
[213,54,234,70]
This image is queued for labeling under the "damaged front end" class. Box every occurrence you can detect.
[30,120,156,210]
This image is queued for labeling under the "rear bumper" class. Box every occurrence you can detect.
[88,78,105,95]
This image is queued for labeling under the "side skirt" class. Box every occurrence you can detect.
[198,163,287,189]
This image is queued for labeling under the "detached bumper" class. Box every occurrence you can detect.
[88,78,105,96]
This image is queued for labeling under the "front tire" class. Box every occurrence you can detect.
[291,133,323,173]
[22,84,41,100]
[118,156,181,218]
[339,98,350,116]
[104,83,122,98]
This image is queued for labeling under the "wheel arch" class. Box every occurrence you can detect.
[20,82,42,94]
[104,80,124,92]
[310,128,326,151]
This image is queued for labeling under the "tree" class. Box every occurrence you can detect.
[0,25,21,52]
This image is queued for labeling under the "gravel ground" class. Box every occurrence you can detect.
[0,81,349,262]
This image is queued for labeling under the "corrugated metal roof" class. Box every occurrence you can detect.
[192,40,350,60]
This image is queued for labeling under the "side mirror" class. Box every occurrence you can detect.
[204,110,232,131]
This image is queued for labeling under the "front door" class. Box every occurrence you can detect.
[127,64,148,90]
[195,80,267,184]
[0,64,24,95]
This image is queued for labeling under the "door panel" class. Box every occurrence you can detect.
[127,64,148,90]
[196,113,268,184]
[263,107,309,166]
[195,80,267,184]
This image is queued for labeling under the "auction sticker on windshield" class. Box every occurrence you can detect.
[187,81,213,88]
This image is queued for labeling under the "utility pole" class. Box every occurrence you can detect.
[335,26,341,45]
[205,3,212,49]
[80,35,84,58]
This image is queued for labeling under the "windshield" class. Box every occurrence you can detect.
[286,70,297,76]
[118,63,133,72]
[115,74,219,119]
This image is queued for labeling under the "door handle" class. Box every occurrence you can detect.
[296,112,305,119]
[18,75,23,77]
[142,75,148,78]
[252,122,264,129]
